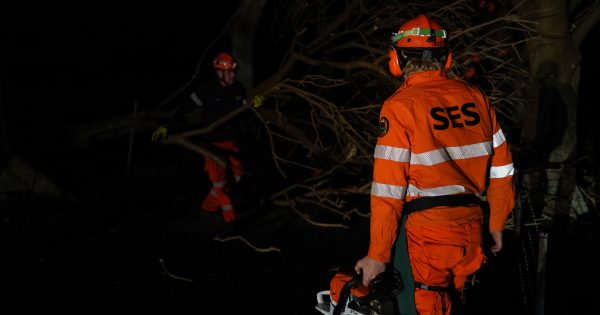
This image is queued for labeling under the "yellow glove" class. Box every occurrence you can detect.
[253,95,265,108]
[151,125,168,142]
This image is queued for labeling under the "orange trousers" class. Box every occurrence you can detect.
[405,217,485,315]
[200,140,243,222]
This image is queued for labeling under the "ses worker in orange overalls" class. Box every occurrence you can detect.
[354,15,515,314]
[152,52,246,224]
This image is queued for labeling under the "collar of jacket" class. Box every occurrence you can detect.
[399,70,447,91]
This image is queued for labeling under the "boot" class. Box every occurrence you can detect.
[222,209,236,223]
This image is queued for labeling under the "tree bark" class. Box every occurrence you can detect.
[517,0,598,222]
[229,0,267,91]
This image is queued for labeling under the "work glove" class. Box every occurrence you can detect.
[253,95,265,108]
[151,125,168,142]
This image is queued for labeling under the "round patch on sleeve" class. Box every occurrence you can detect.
[378,117,389,137]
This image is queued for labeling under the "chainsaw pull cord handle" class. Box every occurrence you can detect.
[332,275,363,315]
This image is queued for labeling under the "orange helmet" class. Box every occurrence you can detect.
[213,52,237,71]
[388,14,450,77]
[392,14,447,50]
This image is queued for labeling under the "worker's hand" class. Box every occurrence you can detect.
[252,95,265,108]
[151,125,168,142]
[489,230,503,255]
[354,255,386,287]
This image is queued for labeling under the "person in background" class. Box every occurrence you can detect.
[353,14,515,314]
[152,52,247,225]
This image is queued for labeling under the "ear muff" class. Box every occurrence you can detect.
[388,48,402,77]
[444,51,453,72]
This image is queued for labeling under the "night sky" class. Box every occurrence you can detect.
[3,5,241,162]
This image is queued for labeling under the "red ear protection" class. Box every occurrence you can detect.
[388,48,402,77]
[444,51,453,72]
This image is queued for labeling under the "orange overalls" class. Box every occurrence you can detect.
[201,140,244,223]
[368,70,515,314]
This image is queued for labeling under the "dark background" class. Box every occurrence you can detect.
[2,4,599,315]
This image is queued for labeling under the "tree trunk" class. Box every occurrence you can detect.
[229,0,267,91]
[519,0,582,222]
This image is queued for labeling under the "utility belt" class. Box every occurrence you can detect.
[403,194,481,216]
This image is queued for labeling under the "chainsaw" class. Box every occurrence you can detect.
[315,269,402,315]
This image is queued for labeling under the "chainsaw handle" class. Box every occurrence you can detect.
[316,290,331,305]
[333,275,363,315]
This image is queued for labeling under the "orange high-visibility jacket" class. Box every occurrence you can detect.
[368,70,515,262]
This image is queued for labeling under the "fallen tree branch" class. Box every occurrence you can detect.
[213,235,281,253]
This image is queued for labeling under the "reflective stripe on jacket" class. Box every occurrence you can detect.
[368,70,515,262]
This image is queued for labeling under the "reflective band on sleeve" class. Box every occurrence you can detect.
[493,129,506,148]
[406,184,467,197]
[222,204,233,211]
[213,180,228,187]
[374,145,410,162]
[190,93,203,106]
[371,182,407,200]
[411,141,492,166]
[490,163,514,179]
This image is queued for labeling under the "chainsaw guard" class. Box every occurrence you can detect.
[315,290,333,315]
[314,270,401,315]
[315,289,371,315]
